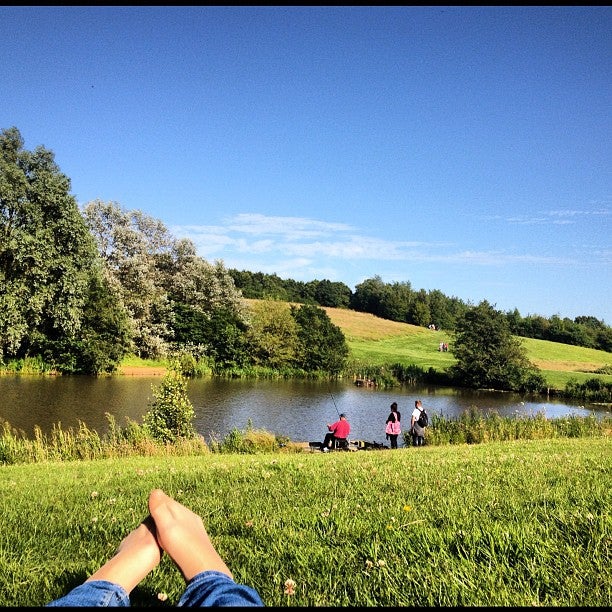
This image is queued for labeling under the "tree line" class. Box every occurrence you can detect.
[228,271,612,352]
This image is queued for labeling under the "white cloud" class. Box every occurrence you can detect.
[172,213,580,273]
[481,204,610,226]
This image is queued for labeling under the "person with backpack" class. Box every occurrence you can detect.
[410,399,428,446]
[385,401,401,449]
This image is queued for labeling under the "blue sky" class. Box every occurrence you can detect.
[2,6,610,323]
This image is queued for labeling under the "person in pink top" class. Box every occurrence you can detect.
[322,413,350,451]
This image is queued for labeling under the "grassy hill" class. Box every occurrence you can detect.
[241,300,612,390]
[320,304,612,389]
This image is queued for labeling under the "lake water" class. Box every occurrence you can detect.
[0,376,608,448]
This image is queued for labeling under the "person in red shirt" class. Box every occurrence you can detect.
[322,413,350,451]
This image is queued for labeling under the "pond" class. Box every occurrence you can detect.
[0,376,607,448]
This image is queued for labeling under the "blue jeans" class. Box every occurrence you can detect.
[46,570,264,607]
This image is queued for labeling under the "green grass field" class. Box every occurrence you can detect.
[319,305,612,389]
[1,436,610,606]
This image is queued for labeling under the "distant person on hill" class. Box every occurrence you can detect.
[385,401,401,449]
[322,413,350,451]
[47,488,263,607]
[410,400,428,446]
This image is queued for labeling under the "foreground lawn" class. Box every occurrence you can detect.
[1,437,610,606]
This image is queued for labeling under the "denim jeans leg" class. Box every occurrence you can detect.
[177,571,263,607]
[46,580,130,607]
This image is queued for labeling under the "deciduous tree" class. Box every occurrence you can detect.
[449,300,544,392]
[0,127,129,372]
[291,303,349,374]
[245,300,298,368]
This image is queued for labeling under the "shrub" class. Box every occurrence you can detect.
[209,420,290,454]
[143,371,196,443]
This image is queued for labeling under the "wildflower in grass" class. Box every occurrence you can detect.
[91,517,98,523]
[377,559,386,567]
[90,491,98,499]
[403,505,412,512]
[365,559,373,569]
[245,520,254,528]
[157,592,168,602]
[284,578,296,595]
[108,498,116,505]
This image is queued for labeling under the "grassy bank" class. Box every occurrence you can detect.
[1,436,610,606]
[2,411,610,466]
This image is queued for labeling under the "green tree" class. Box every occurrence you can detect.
[408,288,431,327]
[310,279,352,308]
[245,300,299,368]
[143,370,196,443]
[84,202,246,360]
[383,281,413,322]
[0,127,128,372]
[162,239,244,321]
[449,300,545,392]
[172,303,249,370]
[349,276,388,317]
[76,268,131,373]
[204,306,249,370]
[82,200,173,358]
[291,303,349,374]
[428,289,456,330]
[39,265,131,374]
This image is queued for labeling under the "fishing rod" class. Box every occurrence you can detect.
[328,387,342,418]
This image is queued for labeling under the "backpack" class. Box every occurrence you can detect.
[417,408,429,428]
[386,418,401,435]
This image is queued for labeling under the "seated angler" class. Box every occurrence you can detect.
[322,413,350,451]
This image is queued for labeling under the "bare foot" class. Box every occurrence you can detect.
[86,516,162,593]
[148,488,233,582]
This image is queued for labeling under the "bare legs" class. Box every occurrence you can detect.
[85,516,161,594]
[148,488,233,581]
[84,488,232,595]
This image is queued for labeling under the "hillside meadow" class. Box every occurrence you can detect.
[1,436,610,607]
[321,303,612,390]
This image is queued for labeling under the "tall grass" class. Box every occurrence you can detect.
[0,415,208,465]
[420,408,611,446]
[1,412,609,466]
[0,437,609,606]
[0,355,55,375]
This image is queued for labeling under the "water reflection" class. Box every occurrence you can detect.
[0,376,607,447]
